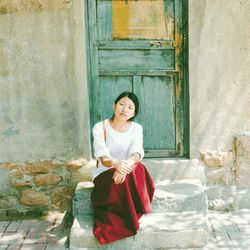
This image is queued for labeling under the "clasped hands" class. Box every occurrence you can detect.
[112,159,133,185]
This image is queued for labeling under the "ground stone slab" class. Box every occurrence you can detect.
[70,212,210,250]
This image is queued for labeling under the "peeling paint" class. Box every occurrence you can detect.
[112,0,167,40]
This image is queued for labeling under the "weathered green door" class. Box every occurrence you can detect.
[87,0,188,157]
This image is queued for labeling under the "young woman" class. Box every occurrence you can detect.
[91,92,155,244]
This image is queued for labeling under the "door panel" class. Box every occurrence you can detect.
[88,0,188,157]
[99,49,175,71]
[96,0,175,41]
[135,76,176,151]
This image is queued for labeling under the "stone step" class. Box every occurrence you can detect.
[72,182,94,217]
[80,159,206,184]
[142,159,206,184]
[70,211,210,250]
[72,179,208,217]
[153,179,207,213]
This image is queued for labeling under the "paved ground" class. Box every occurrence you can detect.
[204,209,250,250]
[0,209,250,250]
[0,211,73,250]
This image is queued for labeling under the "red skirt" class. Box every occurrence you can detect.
[91,162,155,244]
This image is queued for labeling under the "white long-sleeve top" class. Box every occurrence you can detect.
[92,119,144,180]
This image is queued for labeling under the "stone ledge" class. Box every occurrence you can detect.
[72,179,208,218]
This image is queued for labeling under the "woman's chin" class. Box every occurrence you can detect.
[116,115,129,121]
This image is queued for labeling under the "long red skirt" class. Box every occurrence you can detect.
[91,162,155,244]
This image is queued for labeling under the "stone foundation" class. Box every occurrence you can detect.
[0,158,89,216]
[201,133,250,210]
[235,132,250,188]
[200,149,236,211]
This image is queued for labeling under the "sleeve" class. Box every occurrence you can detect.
[92,122,111,159]
[128,124,145,160]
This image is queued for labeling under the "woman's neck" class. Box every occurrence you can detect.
[109,118,132,132]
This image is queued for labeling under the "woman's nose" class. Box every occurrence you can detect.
[122,106,128,112]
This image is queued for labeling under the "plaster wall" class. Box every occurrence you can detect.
[189,0,250,158]
[1,0,250,163]
[0,0,91,162]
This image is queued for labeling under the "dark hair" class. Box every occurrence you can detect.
[111,92,139,121]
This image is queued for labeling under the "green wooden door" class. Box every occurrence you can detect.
[87,0,188,157]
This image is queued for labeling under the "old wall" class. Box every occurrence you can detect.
[0,0,91,163]
[0,0,92,215]
[189,0,250,158]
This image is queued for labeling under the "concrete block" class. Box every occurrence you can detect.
[234,188,250,209]
[205,185,236,211]
[142,159,206,184]
[236,157,250,188]
[235,132,250,158]
[205,185,236,201]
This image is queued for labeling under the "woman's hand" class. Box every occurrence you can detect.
[112,159,132,175]
[112,170,126,184]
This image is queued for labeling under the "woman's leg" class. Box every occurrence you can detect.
[91,162,155,244]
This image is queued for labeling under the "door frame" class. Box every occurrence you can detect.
[84,0,189,158]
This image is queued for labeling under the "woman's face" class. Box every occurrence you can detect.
[113,96,135,121]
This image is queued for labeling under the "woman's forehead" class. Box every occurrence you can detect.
[118,96,135,106]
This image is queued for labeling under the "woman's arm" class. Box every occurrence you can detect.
[112,153,140,185]
[126,153,141,167]
[128,124,144,164]
[100,156,132,175]
[99,156,114,167]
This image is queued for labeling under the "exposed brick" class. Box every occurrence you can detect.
[25,161,56,174]
[34,173,62,186]
[66,158,87,171]
[200,150,234,167]
[0,163,19,170]
[51,186,74,210]
[20,189,49,206]
[11,180,33,188]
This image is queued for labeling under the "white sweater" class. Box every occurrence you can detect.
[92,119,144,180]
